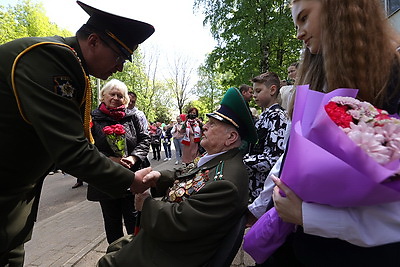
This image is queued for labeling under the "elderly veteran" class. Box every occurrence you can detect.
[0,1,154,265]
[97,87,257,267]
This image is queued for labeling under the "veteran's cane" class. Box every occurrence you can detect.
[134,211,141,236]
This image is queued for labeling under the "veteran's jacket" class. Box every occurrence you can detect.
[98,148,249,267]
[0,36,134,254]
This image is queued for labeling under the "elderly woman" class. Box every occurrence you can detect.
[87,79,150,244]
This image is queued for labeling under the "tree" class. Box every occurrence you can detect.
[194,64,226,114]
[113,48,177,123]
[166,55,196,115]
[0,0,71,44]
[194,0,302,86]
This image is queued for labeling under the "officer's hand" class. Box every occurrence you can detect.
[130,167,152,194]
[135,189,151,211]
[142,171,161,188]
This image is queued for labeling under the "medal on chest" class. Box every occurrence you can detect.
[165,169,210,203]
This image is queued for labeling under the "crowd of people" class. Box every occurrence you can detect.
[1,0,399,267]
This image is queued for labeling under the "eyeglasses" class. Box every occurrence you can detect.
[99,37,126,65]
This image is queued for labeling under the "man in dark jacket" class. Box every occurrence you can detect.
[0,1,154,265]
[97,88,257,267]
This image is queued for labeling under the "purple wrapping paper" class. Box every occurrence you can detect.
[283,85,400,206]
[243,209,295,263]
[243,85,400,263]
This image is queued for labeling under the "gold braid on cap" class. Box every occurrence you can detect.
[105,30,133,54]
[214,111,239,128]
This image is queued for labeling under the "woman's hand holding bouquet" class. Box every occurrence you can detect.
[243,85,400,263]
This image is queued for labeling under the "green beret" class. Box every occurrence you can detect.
[207,87,257,143]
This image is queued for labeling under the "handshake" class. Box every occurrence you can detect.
[129,167,160,194]
[129,167,161,211]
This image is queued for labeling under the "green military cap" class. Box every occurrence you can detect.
[77,1,154,61]
[206,87,257,143]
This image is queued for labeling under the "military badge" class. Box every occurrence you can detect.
[165,169,211,203]
[54,76,76,98]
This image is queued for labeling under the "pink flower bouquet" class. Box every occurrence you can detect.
[243,85,400,263]
[103,124,127,157]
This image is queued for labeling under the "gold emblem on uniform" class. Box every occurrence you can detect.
[169,190,176,202]
[54,76,76,99]
[185,180,193,189]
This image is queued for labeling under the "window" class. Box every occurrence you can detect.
[382,0,400,17]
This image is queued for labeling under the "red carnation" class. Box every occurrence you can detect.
[102,126,114,135]
[324,102,353,128]
[113,124,126,135]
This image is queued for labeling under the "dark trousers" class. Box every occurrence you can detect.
[99,195,136,244]
[259,228,400,267]
[292,229,400,267]
[163,141,171,158]
[0,243,25,267]
[151,143,161,160]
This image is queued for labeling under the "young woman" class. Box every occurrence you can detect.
[272,0,400,266]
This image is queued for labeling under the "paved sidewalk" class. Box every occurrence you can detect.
[24,156,255,266]
[24,199,105,266]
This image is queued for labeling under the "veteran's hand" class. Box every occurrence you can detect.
[142,171,161,188]
[272,175,303,225]
[130,167,152,194]
[135,189,151,211]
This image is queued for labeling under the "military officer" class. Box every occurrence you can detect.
[0,1,154,266]
[97,87,257,267]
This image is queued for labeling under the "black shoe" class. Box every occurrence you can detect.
[72,182,83,189]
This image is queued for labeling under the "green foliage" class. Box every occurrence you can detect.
[194,65,226,114]
[154,105,172,124]
[0,0,172,123]
[194,0,302,87]
[109,50,174,122]
[0,0,72,44]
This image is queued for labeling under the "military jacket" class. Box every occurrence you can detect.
[0,36,133,255]
[98,148,249,267]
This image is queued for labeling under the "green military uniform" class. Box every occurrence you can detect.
[0,35,134,265]
[0,1,155,264]
[98,87,257,266]
[98,148,249,267]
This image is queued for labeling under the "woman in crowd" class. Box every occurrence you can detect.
[171,114,185,164]
[272,0,400,266]
[162,123,172,161]
[149,122,162,161]
[87,79,150,244]
[180,107,202,167]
